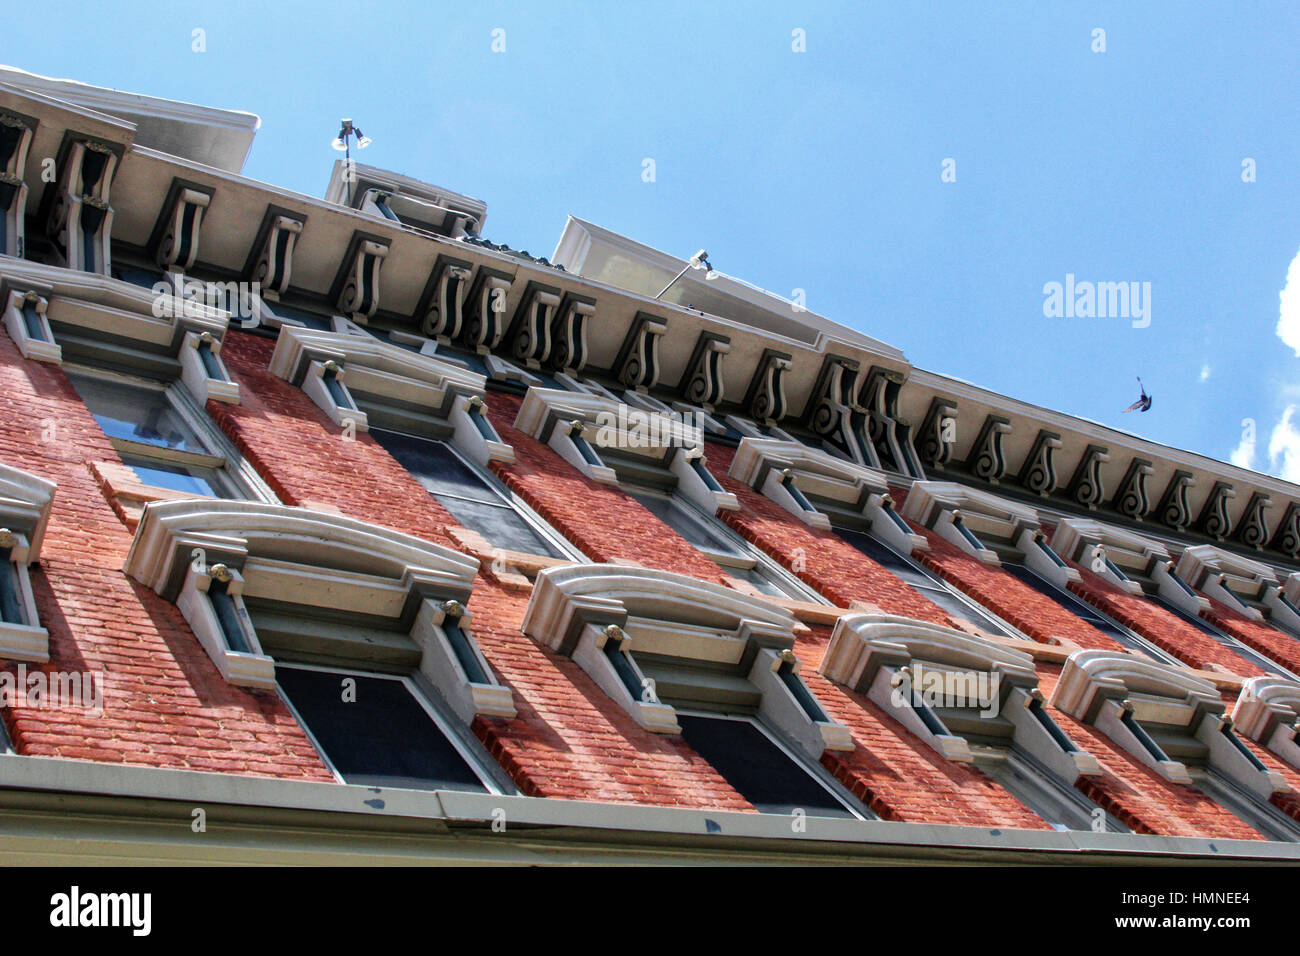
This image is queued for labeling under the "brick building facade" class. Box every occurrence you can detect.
[2,67,1300,863]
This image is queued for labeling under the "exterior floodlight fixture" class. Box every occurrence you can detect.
[331,118,371,152]
[330,118,371,206]
[655,248,720,299]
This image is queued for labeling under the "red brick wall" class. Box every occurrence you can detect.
[1063,563,1265,676]
[211,333,753,809]
[796,626,1051,828]
[1034,667,1264,839]
[703,442,958,624]
[12,324,1297,837]
[907,526,1129,652]
[1200,598,1300,676]
[484,393,731,584]
[0,335,332,779]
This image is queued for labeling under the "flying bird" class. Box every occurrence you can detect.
[1122,377,1152,413]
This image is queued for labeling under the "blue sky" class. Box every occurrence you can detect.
[9,1,1300,476]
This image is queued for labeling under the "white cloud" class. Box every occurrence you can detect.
[1231,425,1256,469]
[1277,246,1300,356]
[1268,406,1300,482]
[1199,363,1211,383]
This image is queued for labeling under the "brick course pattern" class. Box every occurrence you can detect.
[1200,598,1300,677]
[1063,562,1265,676]
[0,335,332,779]
[4,326,1298,838]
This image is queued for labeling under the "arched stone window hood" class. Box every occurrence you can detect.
[1052,649,1288,799]
[820,612,1101,781]
[513,388,736,515]
[1175,544,1300,633]
[1049,516,1194,600]
[726,437,921,550]
[0,261,238,403]
[268,324,512,467]
[900,480,1065,578]
[0,462,56,662]
[520,563,852,759]
[124,499,514,720]
[1233,676,1300,773]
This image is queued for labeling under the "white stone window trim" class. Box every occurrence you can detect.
[1051,649,1288,799]
[1175,543,1300,632]
[820,612,1102,783]
[900,481,1045,569]
[1037,515,1294,673]
[522,563,853,762]
[1,288,61,364]
[1233,676,1300,773]
[125,499,513,720]
[725,414,797,444]
[65,363,277,505]
[268,325,513,469]
[0,263,236,395]
[0,462,54,663]
[514,387,736,515]
[274,661,508,795]
[175,562,273,688]
[727,436,920,550]
[1050,516,1173,597]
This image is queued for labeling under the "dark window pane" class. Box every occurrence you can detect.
[1001,563,1136,643]
[732,564,789,598]
[630,491,742,556]
[837,528,941,590]
[837,528,1010,636]
[677,714,854,818]
[67,374,205,451]
[373,428,561,557]
[1153,596,1296,677]
[278,668,487,793]
[120,455,221,497]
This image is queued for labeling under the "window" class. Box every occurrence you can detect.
[1186,767,1300,843]
[971,745,1127,833]
[627,487,817,601]
[0,463,56,663]
[277,665,498,793]
[836,526,1017,637]
[676,712,862,818]
[372,427,569,558]
[1051,650,1288,804]
[1000,561,1180,663]
[1152,595,1300,680]
[822,611,1107,811]
[66,368,270,502]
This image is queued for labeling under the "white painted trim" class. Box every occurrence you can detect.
[411,600,515,722]
[178,330,240,405]
[126,498,478,602]
[301,359,368,432]
[175,564,275,690]
[1,289,60,363]
[0,462,56,563]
